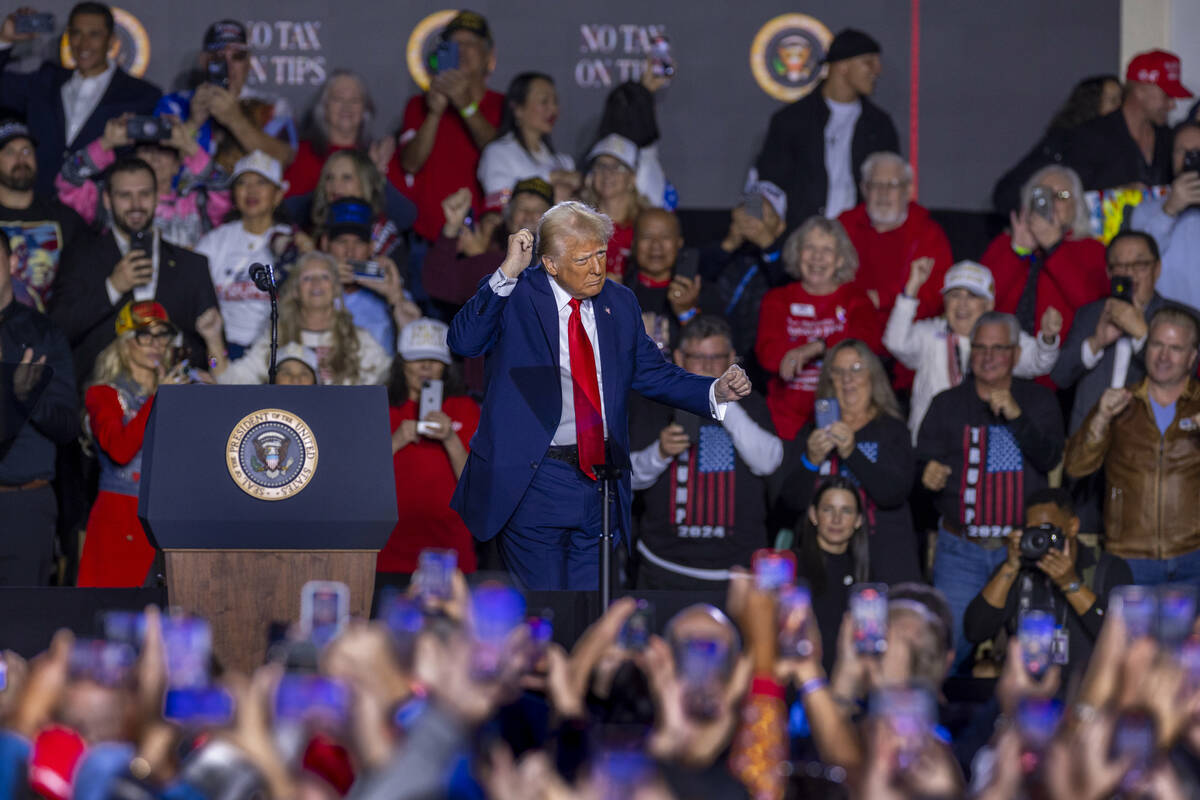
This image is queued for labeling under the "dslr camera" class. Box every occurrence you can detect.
[1019,523,1065,563]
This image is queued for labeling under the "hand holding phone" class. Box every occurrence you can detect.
[469,582,526,680]
[676,637,727,720]
[850,584,889,656]
[300,581,349,649]
[414,548,456,605]
[1110,585,1157,640]
[417,380,444,437]
[752,549,796,592]
[778,583,814,658]
[869,686,936,769]
[12,12,54,34]
[814,397,840,430]
[1017,610,1054,677]
[619,599,654,651]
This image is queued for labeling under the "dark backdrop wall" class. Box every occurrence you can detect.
[7,1,1118,211]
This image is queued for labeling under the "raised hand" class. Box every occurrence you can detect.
[500,229,535,279]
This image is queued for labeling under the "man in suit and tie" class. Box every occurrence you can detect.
[0,3,161,196]
[49,157,221,384]
[449,201,752,590]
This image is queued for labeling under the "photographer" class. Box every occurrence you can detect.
[963,488,1131,678]
[1130,122,1200,308]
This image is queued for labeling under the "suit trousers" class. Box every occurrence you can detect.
[0,485,55,586]
[496,457,616,591]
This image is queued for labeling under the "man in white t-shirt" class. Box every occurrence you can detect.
[755,28,899,230]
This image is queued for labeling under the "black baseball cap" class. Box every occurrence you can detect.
[511,177,553,208]
[204,19,248,52]
[0,119,35,150]
[441,10,492,46]
[823,28,881,64]
[326,197,373,241]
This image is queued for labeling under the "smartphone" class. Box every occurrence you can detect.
[1110,585,1157,640]
[413,548,456,605]
[1015,696,1063,753]
[1183,149,1200,176]
[469,582,526,680]
[429,39,459,73]
[778,583,814,658]
[161,616,212,690]
[300,581,349,649]
[348,259,383,279]
[850,583,889,656]
[129,229,152,256]
[376,589,423,638]
[13,12,54,34]
[814,397,840,430]
[163,686,234,726]
[752,548,797,592]
[1110,711,1156,789]
[674,410,701,445]
[649,34,675,77]
[673,248,699,281]
[527,610,554,666]
[100,610,146,646]
[868,686,936,769]
[1157,584,1197,650]
[126,115,172,142]
[274,674,351,728]
[1110,274,1133,303]
[738,193,764,220]
[205,57,229,88]
[1029,185,1055,223]
[69,639,137,687]
[419,379,444,421]
[1017,610,1055,677]
[676,637,727,721]
[618,599,654,651]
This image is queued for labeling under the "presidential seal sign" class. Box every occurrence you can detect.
[226,409,318,501]
[749,13,832,103]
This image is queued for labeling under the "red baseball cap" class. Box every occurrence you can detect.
[1126,49,1193,99]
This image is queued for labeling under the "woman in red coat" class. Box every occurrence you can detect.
[377,319,481,579]
[80,301,189,587]
[981,164,1108,349]
[756,217,882,440]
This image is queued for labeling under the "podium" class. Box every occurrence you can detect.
[138,385,397,671]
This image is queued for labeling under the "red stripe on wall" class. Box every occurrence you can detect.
[909,0,921,198]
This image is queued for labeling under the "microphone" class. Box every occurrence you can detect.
[249,263,275,293]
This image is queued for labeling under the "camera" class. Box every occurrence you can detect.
[1019,523,1065,562]
[126,115,172,142]
[1029,185,1055,222]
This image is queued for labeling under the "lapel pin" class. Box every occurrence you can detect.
[604,306,611,315]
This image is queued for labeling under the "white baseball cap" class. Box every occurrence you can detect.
[743,177,788,222]
[275,342,321,383]
[231,150,289,193]
[398,318,452,365]
[586,133,638,172]
[941,260,995,302]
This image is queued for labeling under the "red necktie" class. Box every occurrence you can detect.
[568,298,605,480]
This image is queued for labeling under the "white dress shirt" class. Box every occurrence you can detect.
[62,60,117,146]
[104,228,160,305]
[488,268,728,447]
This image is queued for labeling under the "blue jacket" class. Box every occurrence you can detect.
[449,267,714,542]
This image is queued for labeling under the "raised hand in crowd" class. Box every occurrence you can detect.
[1039,305,1063,343]
[109,248,154,294]
[367,135,397,177]
[544,595,636,720]
[500,228,535,279]
[1163,164,1200,217]
[430,69,472,113]
[657,422,690,458]
[100,113,134,152]
[667,273,700,317]
[0,8,42,43]
[904,256,935,298]
[440,187,474,238]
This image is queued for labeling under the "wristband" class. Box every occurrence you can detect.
[676,307,698,324]
[1011,243,1033,257]
[800,453,820,473]
[799,677,828,698]
[207,352,226,370]
[460,102,478,119]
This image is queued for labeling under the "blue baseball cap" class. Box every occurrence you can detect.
[326,197,373,241]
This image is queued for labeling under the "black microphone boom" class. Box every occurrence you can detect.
[248,263,280,384]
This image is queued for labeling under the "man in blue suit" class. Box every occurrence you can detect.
[0,3,161,196]
[449,201,752,590]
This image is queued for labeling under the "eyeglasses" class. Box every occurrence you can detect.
[133,329,174,346]
[970,344,1016,356]
[1108,259,1157,273]
[864,180,909,193]
[682,351,731,366]
[830,362,867,380]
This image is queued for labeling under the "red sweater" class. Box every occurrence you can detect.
[283,140,355,198]
[755,282,882,440]
[840,201,952,322]
[981,232,1108,348]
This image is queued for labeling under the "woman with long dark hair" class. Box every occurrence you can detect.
[477,72,578,208]
[794,476,870,673]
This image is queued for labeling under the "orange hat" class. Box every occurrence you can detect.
[115,300,174,337]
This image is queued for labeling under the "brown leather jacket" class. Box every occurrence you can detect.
[1064,378,1200,559]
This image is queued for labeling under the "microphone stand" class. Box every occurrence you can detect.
[593,464,621,610]
[249,263,279,384]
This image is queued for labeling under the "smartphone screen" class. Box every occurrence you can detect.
[1016,696,1063,752]
[868,686,936,769]
[752,549,796,592]
[1018,610,1055,677]
[161,616,212,690]
[778,583,814,658]
[300,580,349,648]
[619,599,654,651]
[1110,586,1157,640]
[850,583,889,656]
[414,548,456,603]
[1157,584,1197,649]
[676,637,726,720]
[469,582,526,680]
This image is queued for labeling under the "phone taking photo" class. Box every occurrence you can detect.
[414,548,456,604]
[13,12,54,34]
[869,685,936,769]
[752,548,796,592]
[850,583,889,656]
[619,599,654,651]
[814,397,840,430]
[1017,609,1055,677]
[417,379,444,437]
[1110,585,1157,640]
[778,583,814,658]
[300,580,349,649]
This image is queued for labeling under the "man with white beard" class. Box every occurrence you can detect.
[837,151,954,327]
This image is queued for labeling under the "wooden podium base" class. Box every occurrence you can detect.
[164,550,376,673]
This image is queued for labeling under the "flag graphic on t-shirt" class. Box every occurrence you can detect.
[960,425,1024,534]
[671,425,736,530]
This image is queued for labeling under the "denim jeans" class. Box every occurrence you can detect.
[932,525,1011,675]
[1123,547,1200,586]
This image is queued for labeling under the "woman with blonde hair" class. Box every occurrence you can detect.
[213,251,390,385]
[755,216,881,440]
[80,301,189,587]
[579,133,646,280]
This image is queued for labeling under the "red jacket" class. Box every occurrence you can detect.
[840,201,952,322]
[982,232,1108,347]
[756,282,881,440]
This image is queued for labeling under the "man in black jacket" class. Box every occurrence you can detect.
[754,28,899,230]
[49,158,221,383]
[0,229,77,585]
[1065,50,1190,192]
[917,311,1065,674]
[0,3,161,196]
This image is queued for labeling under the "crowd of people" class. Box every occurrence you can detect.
[2,3,1200,796]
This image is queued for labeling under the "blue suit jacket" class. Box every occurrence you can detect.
[0,50,161,196]
[449,267,714,542]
